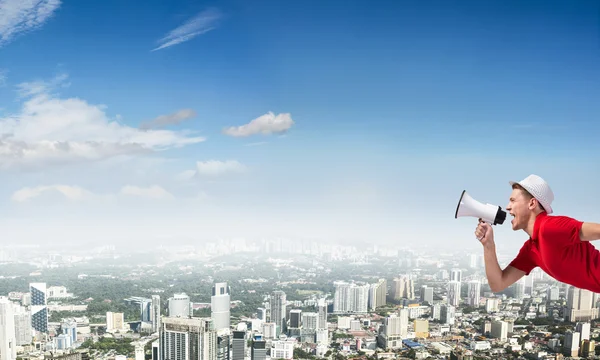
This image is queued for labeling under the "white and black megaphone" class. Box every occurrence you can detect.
[454,190,507,225]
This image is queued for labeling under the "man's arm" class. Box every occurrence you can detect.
[483,246,526,292]
[580,222,600,242]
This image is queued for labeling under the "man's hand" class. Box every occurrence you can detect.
[476,219,495,250]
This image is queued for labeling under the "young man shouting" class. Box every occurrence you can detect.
[475,174,600,293]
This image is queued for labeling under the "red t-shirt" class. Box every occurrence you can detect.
[509,212,600,292]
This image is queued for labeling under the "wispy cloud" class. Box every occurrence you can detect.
[0,73,206,171]
[177,160,247,181]
[244,141,267,147]
[195,160,246,177]
[152,8,221,51]
[11,184,175,202]
[0,69,6,87]
[223,112,295,137]
[11,185,92,202]
[0,0,62,48]
[139,108,196,130]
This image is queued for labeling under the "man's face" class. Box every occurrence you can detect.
[506,189,533,231]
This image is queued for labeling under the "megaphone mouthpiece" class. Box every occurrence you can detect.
[455,190,506,225]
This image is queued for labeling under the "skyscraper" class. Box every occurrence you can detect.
[270,291,286,336]
[467,280,481,307]
[211,282,231,332]
[168,293,191,318]
[447,281,461,307]
[566,286,599,322]
[0,297,16,360]
[29,283,47,333]
[160,317,217,360]
[151,295,161,333]
[317,298,327,330]
[333,281,369,313]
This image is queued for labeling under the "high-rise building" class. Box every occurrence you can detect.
[270,291,286,336]
[421,286,433,305]
[211,282,231,332]
[231,330,246,360]
[491,320,508,341]
[392,276,414,300]
[564,331,580,357]
[289,309,302,329]
[486,298,499,313]
[450,269,462,283]
[0,297,16,360]
[217,333,230,360]
[467,280,481,307]
[169,293,191,318]
[377,309,408,350]
[12,305,32,346]
[566,286,599,322]
[106,312,125,332]
[61,319,77,344]
[576,322,591,341]
[368,279,387,310]
[547,286,559,301]
[333,281,369,314]
[317,298,327,330]
[250,334,267,360]
[159,317,217,360]
[29,283,47,333]
[151,295,161,333]
[447,281,460,307]
[440,304,455,325]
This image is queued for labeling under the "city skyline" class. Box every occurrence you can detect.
[0,0,598,248]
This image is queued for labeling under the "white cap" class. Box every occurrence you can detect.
[509,174,554,214]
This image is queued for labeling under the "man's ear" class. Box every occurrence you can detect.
[528,198,537,210]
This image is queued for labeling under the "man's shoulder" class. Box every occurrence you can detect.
[540,214,581,226]
[538,213,583,236]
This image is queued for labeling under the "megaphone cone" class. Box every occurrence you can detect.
[455,190,507,225]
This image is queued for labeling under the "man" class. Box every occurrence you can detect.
[475,174,600,293]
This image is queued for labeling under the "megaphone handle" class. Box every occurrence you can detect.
[476,218,491,241]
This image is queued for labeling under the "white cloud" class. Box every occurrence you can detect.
[139,108,196,130]
[222,112,294,137]
[0,74,205,170]
[11,185,92,202]
[195,160,246,176]
[152,8,221,51]
[11,184,175,203]
[0,0,61,48]
[120,185,174,199]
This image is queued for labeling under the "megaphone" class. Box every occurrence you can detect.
[454,190,507,225]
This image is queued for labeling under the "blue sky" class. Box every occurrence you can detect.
[0,0,599,249]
